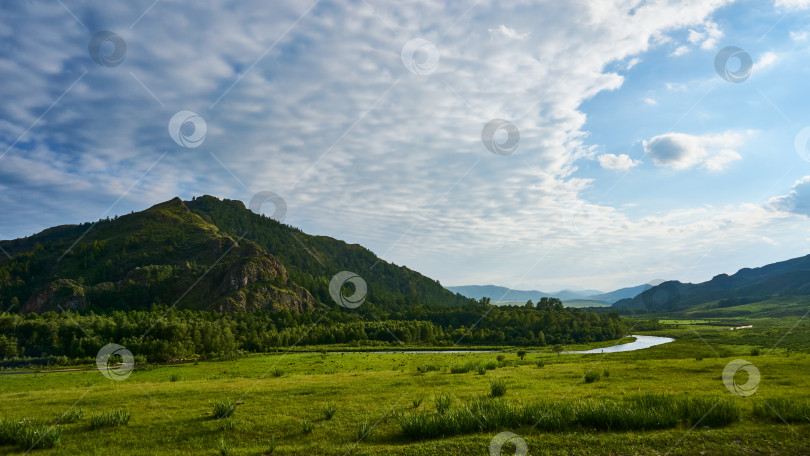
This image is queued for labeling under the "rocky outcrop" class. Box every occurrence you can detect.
[22,279,87,313]
[215,284,315,313]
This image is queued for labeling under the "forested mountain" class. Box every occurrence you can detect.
[185,196,471,308]
[614,254,810,312]
[0,196,470,314]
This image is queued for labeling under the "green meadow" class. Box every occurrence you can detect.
[1,318,809,455]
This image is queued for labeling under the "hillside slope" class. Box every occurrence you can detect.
[614,254,810,312]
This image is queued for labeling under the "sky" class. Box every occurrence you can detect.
[3,0,810,293]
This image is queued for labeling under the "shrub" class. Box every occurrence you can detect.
[496,355,506,362]
[322,403,337,420]
[484,360,498,370]
[517,351,527,360]
[356,420,372,441]
[301,420,314,434]
[90,409,131,429]
[476,365,487,375]
[584,370,600,383]
[450,361,479,374]
[536,360,545,368]
[435,394,453,415]
[57,407,83,424]
[750,347,760,356]
[417,364,440,373]
[213,400,237,419]
[490,379,508,397]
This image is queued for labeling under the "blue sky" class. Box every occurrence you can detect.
[3,0,810,292]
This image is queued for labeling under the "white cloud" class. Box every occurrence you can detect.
[488,25,529,41]
[791,30,808,41]
[753,51,778,72]
[644,97,658,105]
[642,131,749,171]
[768,176,810,216]
[598,153,640,170]
[671,45,690,56]
[775,0,810,10]
[687,21,722,49]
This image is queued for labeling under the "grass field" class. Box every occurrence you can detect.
[1,319,809,455]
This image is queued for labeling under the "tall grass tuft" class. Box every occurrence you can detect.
[435,394,453,415]
[322,403,337,420]
[301,420,314,434]
[583,370,601,383]
[212,400,237,419]
[89,409,131,430]
[0,418,62,450]
[399,393,742,440]
[490,379,508,397]
[752,398,810,423]
[412,396,424,408]
[217,437,230,456]
[417,364,440,373]
[271,368,285,378]
[356,420,372,441]
[56,407,83,424]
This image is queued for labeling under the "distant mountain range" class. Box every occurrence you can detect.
[614,255,810,312]
[446,282,658,305]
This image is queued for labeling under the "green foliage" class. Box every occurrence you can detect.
[356,420,372,441]
[89,409,130,429]
[516,350,526,360]
[752,398,810,423]
[0,418,62,450]
[212,400,237,419]
[489,379,507,397]
[412,396,424,408]
[417,364,440,373]
[322,403,337,420]
[583,370,601,383]
[217,437,230,456]
[56,407,83,424]
[434,394,453,415]
[301,420,314,434]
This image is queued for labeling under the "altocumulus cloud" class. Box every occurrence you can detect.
[642,131,750,172]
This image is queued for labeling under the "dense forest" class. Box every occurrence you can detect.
[0,298,655,366]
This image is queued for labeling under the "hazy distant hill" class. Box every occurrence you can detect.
[614,255,810,312]
[445,285,603,303]
[447,283,656,305]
